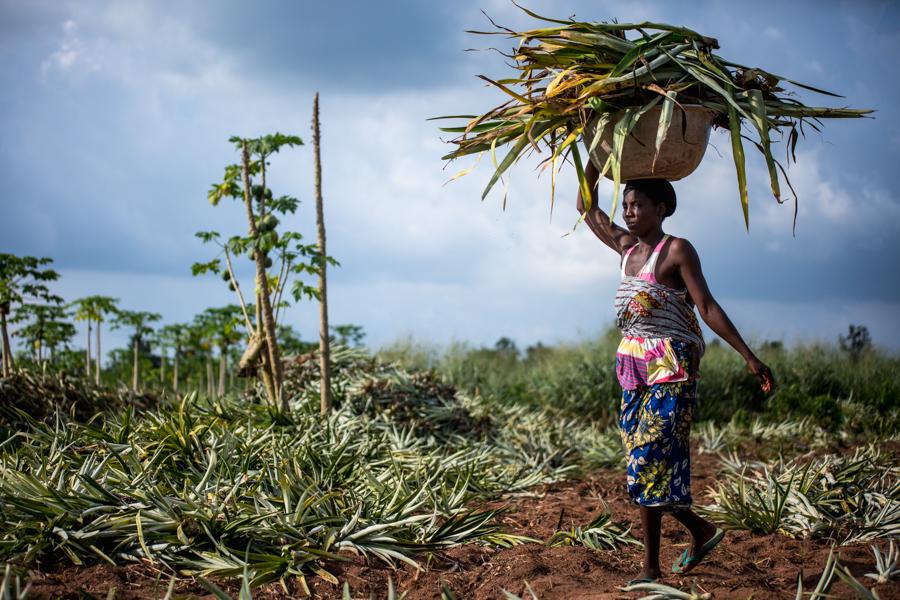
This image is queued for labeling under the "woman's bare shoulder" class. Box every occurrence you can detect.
[667,236,701,264]
[668,236,697,253]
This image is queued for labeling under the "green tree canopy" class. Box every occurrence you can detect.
[0,254,61,375]
[112,309,161,391]
[11,302,75,363]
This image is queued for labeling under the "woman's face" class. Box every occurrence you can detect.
[622,189,665,236]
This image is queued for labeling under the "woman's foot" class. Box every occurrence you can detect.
[673,526,725,574]
[626,566,661,585]
[690,523,720,559]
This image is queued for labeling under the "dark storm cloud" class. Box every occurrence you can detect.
[181,0,477,92]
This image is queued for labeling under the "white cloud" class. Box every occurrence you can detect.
[9,0,900,360]
[40,19,90,77]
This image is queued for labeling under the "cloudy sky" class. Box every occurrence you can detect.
[2,0,899,358]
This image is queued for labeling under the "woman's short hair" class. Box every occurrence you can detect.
[624,179,676,218]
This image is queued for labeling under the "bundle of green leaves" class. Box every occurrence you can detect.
[434,4,872,228]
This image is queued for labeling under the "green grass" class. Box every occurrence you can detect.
[380,330,900,432]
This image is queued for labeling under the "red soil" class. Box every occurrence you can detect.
[24,443,900,599]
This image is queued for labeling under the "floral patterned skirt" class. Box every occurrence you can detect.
[618,372,697,508]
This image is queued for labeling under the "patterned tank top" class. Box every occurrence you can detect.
[614,234,705,390]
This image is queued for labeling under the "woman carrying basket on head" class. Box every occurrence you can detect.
[575,159,774,583]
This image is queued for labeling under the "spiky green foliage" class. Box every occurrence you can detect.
[0,348,623,590]
[0,564,30,600]
[546,511,640,550]
[434,5,872,228]
[701,446,900,543]
[696,416,831,456]
[865,540,900,585]
[796,547,884,600]
[622,580,711,600]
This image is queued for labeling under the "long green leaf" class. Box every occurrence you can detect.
[745,89,780,200]
[727,103,750,230]
[481,131,532,201]
[653,91,677,171]
[570,142,592,213]
[608,98,661,219]
[609,31,672,77]
[607,108,633,221]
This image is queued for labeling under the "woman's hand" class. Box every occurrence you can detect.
[746,355,774,393]
[575,158,635,253]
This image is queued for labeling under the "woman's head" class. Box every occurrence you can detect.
[623,179,676,234]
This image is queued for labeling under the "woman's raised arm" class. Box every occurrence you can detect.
[576,160,636,254]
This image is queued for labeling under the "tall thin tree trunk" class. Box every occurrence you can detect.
[160,352,166,388]
[173,347,180,393]
[255,300,277,405]
[312,93,333,415]
[206,355,214,398]
[241,142,283,409]
[0,307,10,377]
[132,336,139,392]
[85,320,92,378]
[218,344,227,398]
[95,320,101,385]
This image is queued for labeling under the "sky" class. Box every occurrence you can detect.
[2,0,899,359]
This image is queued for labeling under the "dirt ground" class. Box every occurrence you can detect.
[24,442,900,600]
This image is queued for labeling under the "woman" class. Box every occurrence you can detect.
[575,159,774,582]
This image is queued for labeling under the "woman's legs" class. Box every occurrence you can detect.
[635,506,719,579]
[670,507,720,563]
[637,505,664,579]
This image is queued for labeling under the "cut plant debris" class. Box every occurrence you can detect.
[433,3,872,229]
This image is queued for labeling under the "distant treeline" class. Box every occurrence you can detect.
[378,325,899,432]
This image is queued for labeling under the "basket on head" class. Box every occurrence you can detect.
[584,105,718,181]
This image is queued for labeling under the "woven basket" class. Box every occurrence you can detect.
[584,105,717,181]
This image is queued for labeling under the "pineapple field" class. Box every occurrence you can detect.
[0,338,898,599]
[2,2,898,599]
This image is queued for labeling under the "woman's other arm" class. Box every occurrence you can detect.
[576,160,636,254]
[671,238,774,393]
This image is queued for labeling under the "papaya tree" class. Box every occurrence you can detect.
[111,309,161,392]
[157,322,189,393]
[0,254,61,376]
[194,133,335,412]
[70,295,119,384]
[179,322,209,393]
[331,324,366,347]
[277,323,316,356]
[11,302,75,367]
[312,93,333,415]
[188,314,218,398]
[193,306,242,398]
[207,306,244,397]
[41,315,77,365]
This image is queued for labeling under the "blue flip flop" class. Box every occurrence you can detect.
[672,528,725,574]
[624,576,656,586]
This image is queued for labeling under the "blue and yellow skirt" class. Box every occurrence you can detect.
[619,375,697,508]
